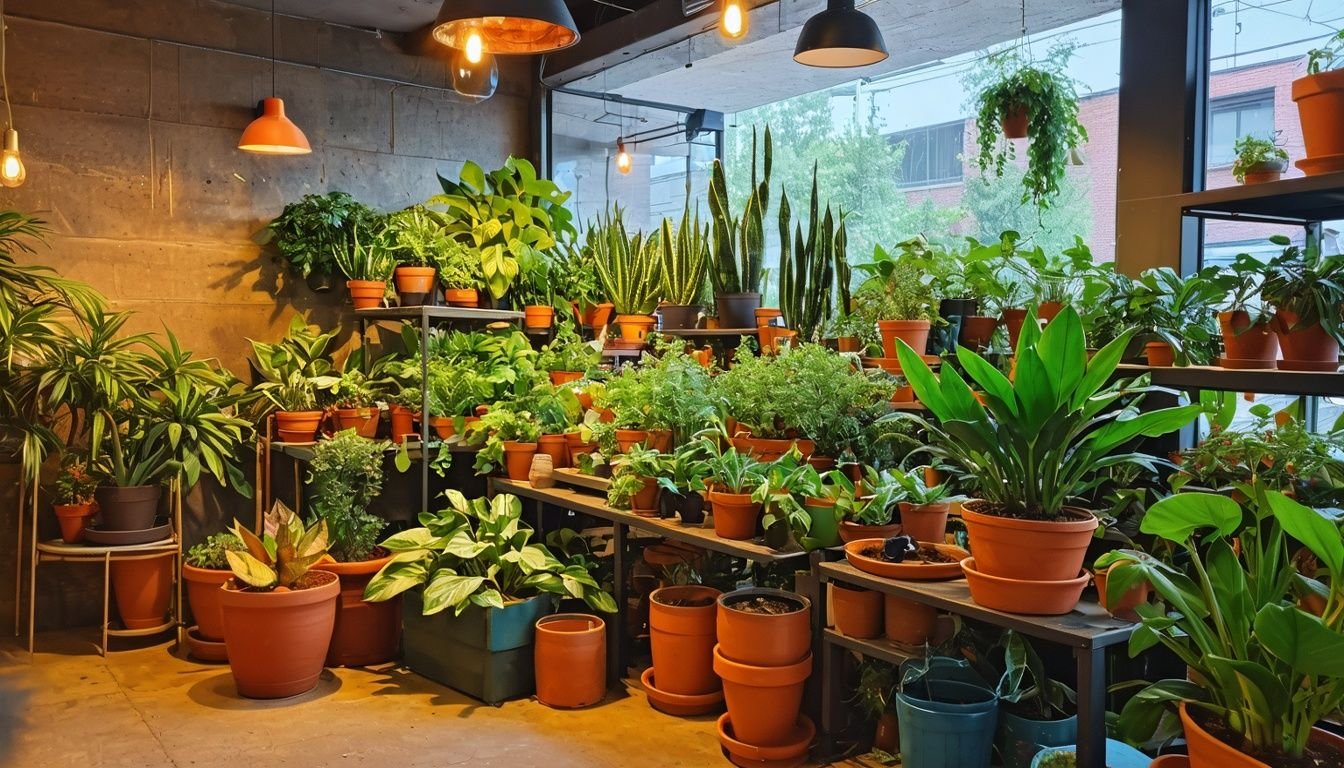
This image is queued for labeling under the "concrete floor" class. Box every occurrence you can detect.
[0,632,839,768]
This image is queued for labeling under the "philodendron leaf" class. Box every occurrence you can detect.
[1140,492,1242,543]
[225,550,278,589]
[1266,490,1344,582]
[423,571,487,616]
[362,560,428,602]
[1253,602,1344,677]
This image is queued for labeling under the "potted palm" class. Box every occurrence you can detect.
[1102,489,1344,767]
[333,220,395,310]
[183,531,245,661]
[307,429,397,667]
[220,502,339,699]
[887,307,1201,615]
[383,205,445,306]
[658,205,711,330]
[1260,235,1344,370]
[707,127,771,328]
[1292,29,1344,174]
[1231,134,1290,184]
[1211,251,1278,368]
[363,491,615,704]
[590,206,662,343]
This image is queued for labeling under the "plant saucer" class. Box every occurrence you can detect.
[843,539,968,580]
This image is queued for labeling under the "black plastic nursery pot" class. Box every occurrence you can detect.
[401,591,553,705]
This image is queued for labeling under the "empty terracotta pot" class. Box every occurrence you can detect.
[524,305,555,329]
[650,585,721,697]
[53,503,96,544]
[884,594,937,646]
[717,712,815,768]
[831,583,882,639]
[323,553,400,667]
[184,563,233,642]
[717,588,811,667]
[388,405,415,444]
[1145,341,1175,367]
[502,441,538,481]
[535,614,606,709]
[878,319,931,358]
[838,520,900,544]
[110,553,174,630]
[714,645,812,747]
[220,570,339,699]
[537,434,568,469]
[961,557,1090,616]
[898,501,950,544]
[708,491,761,540]
[346,279,385,310]
[275,410,323,443]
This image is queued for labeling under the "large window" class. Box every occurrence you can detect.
[1207,90,1275,167]
[890,121,964,188]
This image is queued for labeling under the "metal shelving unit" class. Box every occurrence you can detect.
[1118,363,1344,398]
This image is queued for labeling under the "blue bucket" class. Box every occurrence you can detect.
[896,659,998,768]
[999,711,1078,768]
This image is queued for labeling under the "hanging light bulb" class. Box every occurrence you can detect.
[464,29,484,64]
[721,0,747,40]
[0,128,24,188]
[615,140,632,175]
[454,48,498,101]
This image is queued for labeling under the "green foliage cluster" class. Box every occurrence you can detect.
[1231,134,1289,184]
[226,501,330,590]
[265,192,383,280]
[185,532,245,570]
[308,429,387,562]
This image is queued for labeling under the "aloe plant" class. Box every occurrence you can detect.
[590,206,662,316]
[658,205,709,306]
[225,501,330,590]
[778,164,848,342]
[708,126,772,295]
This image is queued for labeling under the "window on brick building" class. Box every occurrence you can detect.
[1207,90,1275,167]
[889,122,964,187]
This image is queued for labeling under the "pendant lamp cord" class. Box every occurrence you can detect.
[270,0,276,96]
[1,0,11,129]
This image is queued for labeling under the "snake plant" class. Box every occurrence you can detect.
[658,204,709,306]
[778,163,848,342]
[708,126,772,295]
[590,206,662,316]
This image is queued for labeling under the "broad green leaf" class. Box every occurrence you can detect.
[363,560,429,602]
[1140,492,1242,542]
[1266,491,1344,582]
[1253,602,1344,677]
[422,571,487,616]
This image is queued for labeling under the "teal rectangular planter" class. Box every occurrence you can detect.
[401,591,553,704]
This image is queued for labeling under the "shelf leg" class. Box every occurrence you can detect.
[1075,645,1106,768]
[101,553,110,657]
[607,522,627,689]
[13,475,23,637]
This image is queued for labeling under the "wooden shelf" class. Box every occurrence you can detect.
[1116,363,1344,398]
[1163,170,1344,224]
[354,306,524,324]
[551,468,611,492]
[818,561,1134,650]
[492,479,806,562]
[823,628,914,666]
[269,439,478,463]
[656,328,759,338]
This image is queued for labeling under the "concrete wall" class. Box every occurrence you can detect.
[0,0,535,633]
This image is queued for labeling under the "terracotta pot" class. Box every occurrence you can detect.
[53,503,96,544]
[650,585,721,697]
[615,428,650,453]
[322,553,401,667]
[275,410,323,443]
[502,441,538,481]
[220,570,339,699]
[760,326,798,353]
[1242,161,1286,184]
[1145,341,1176,367]
[878,319,931,358]
[393,266,436,305]
[807,455,836,472]
[892,385,915,404]
[524,305,555,330]
[831,583,882,639]
[716,588,811,667]
[898,501,950,544]
[960,315,999,349]
[1150,757,1190,768]
[95,484,162,532]
[534,613,606,709]
[716,293,762,329]
[443,287,479,307]
[961,557,1089,615]
[616,314,656,342]
[334,407,379,438]
[661,304,705,330]
[647,428,673,453]
[549,370,584,386]
[709,491,761,540]
[347,279,386,310]
[1094,564,1150,622]
[714,645,812,747]
[563,431,598,465]
[1273,309,1340,371]
[961,501,1099,581]
[183,563,233,642]
[1001,308,1029,348]
[537,433,568,469]
[836,336,862,353]
[1001,104,1029,139]
[429,416,456,439]
[874,711,900,753]
[388,405,415,444]
[641,667,724,717]
[1181,701,1344,768]
[110,553,173,630]
[630,476,661,517]
[884,594,937,646]
[575,301,615,330]
[1218,310,1278,367]
[1037,301,1065,323]
[717,712,814,766]
[1293,70,1344,164]
[754,307,784,327]
[838,520,900,544]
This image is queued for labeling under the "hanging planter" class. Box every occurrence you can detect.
[975,63,1087,211]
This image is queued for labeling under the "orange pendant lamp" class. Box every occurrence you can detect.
[431,0,580,56]
[239,0,311,155]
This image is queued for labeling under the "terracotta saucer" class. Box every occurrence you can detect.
[640,667,723,716]
[1148,756,1190,767]
[1216,357,1277,370]
[1277,359,1341,372]
[1295,154,1344,176]
[961,557,1090,615]
[844,539,969,580]
[83,518,173,546]
[717,713,814,768]
[861,355,941,373]
[185,625,228,663]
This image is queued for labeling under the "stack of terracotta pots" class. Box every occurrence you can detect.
[714,588,814,768]
[643,585,723,716]
[959,501,1094,615]
[93,485,173,632]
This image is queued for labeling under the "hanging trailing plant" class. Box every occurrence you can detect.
[974,56,1087,212]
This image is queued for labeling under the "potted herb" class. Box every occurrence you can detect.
[464,405,542,480]
[383,204,447,305]
[1211,251,1278,367]
[1292,28,1344,173]
[363,491,615,703]
[1231,134,1290,184]
[590,206,662,342]
[854,242,938,358]
[1260,234,1344,370]
[658,204,711,330]
[538,320,600,385]
[307,429,397,666]
[183,531,245,658]
[1102,490,1344,767]
[707,126,772,328]
[265,191,380,293]
[435,237,485,306]
[607,444,667,516]
[829,466,904,542]
[888,307,1201,615]
[51,452,98,544]
[892,467,962,544]
[974,58,1087,211]
[317,350,389,438]
[334,222,395,310]
[656,440,712,525]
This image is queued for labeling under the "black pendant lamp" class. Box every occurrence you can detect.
[431,0,580,56]
[793,0,889,68]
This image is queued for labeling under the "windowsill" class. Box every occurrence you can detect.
[897,179,965,193]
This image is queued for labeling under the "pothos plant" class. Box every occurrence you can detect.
[974,51,1087,211]
[463,405,542,476]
